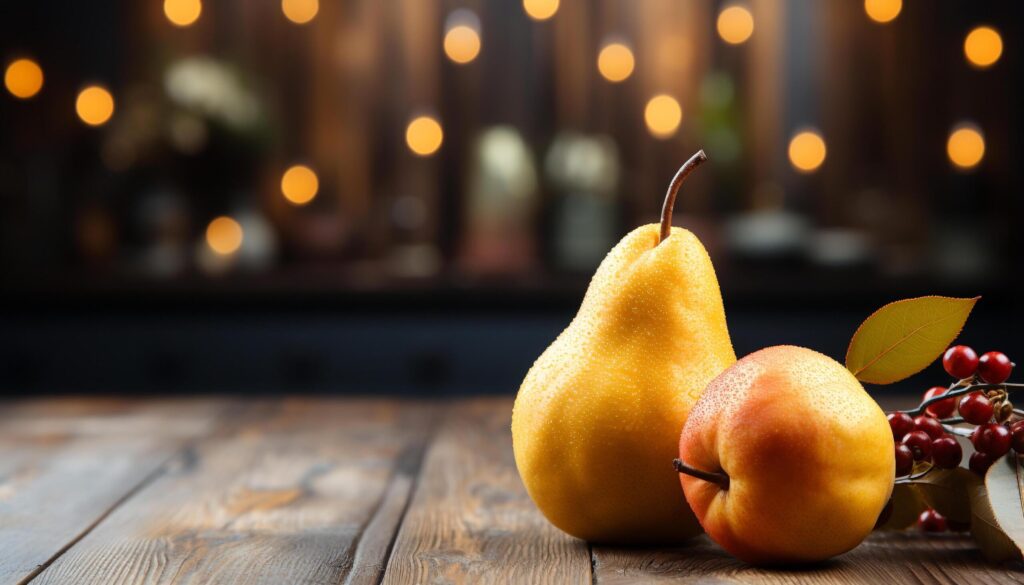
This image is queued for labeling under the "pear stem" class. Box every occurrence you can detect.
[659,149,708,244]
[673,458,730,490]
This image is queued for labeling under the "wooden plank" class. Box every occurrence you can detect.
[593,532,1024,585]
[31,398,435,585]
[382,398,591,585]
[0,398,228,585]
[343,443,425,585]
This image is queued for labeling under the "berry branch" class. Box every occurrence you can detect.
[897,381,1024,417]
[940,425,974,438]
[898,381,970,417]
[894,463,937,485]
[888,346,1019,482]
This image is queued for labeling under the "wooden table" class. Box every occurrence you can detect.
[1,397,1021,584]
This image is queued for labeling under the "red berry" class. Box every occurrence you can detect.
[972,423,1012,458]
[895,443,914,476]
[958,392,994,425]
[913,415,946,439]
[931,436,962,468]
[923,386,957,419]
[1011,421,1024,452]
[943,345,979,379]
[970,451,995,475]
[978,351,1013,384]
[902,430,933,461]
[919,509,948,533]
[887,412,915,439]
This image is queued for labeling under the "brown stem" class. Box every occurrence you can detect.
[673,458,730,490]
[902,381,1024,417]
[659,150,708,244]
[895,463,936,484]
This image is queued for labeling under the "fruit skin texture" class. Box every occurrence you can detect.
[972,423,1012,458]
[978,351,1013,384]
[958,392,993,425]
[513,225,736,544]
[931,436,962,469]
[923,386,957,419]
[970,451,995,475]
[943,345,979,379]
[894,444,914,476]
[887,412,914,439]
[919,509,948,533]
[1011,421,1024,452]
[902,430,933,461]
[679,346,894,565]
[913,415,944,439]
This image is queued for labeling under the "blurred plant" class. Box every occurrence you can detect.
[696,71,744,213]
[460,126,539,275]
[164,57,262,133]
[544,132,621,272]
[93,56,272,278]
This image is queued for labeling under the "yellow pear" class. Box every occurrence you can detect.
[512,151,736,544]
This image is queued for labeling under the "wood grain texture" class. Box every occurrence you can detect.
[0,398,226,585]
[344,443,426,585]
[382,398,592,585]
[32,398,435,585]
[593,533,1024,585]
[6,396,1024,584]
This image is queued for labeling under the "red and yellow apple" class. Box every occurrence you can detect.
[677,345,894,564]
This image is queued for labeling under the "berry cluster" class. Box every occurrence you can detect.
[886,345,1018,480]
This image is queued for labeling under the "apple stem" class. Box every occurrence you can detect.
[673,458,730,490]
[659,149,708,244]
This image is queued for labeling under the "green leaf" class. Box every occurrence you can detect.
[845,296,979,384]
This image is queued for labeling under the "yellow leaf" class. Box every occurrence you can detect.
[845,295,978,384]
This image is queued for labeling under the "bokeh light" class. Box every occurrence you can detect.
[946,124,985,170]
[644,95,682,139]
[164,0,202,27]
[717,5,754,45]
[444,26,481,64]
[964,26,1002,69]
[282,0,319,24]
[863,0,901,24]
[75,85,115,126]
[523,0,559,21]
[788,130,827,173]
[4,59,44,99]
[281,165,320,205]
[206,216,244,255]
[597,42,635,83]
[406,116,444,156]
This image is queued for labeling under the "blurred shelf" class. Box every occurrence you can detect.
[0,263,1016,316]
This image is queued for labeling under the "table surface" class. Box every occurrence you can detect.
[1,396,1021,585]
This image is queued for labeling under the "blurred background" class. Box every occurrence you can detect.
[0,0,1020,395]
